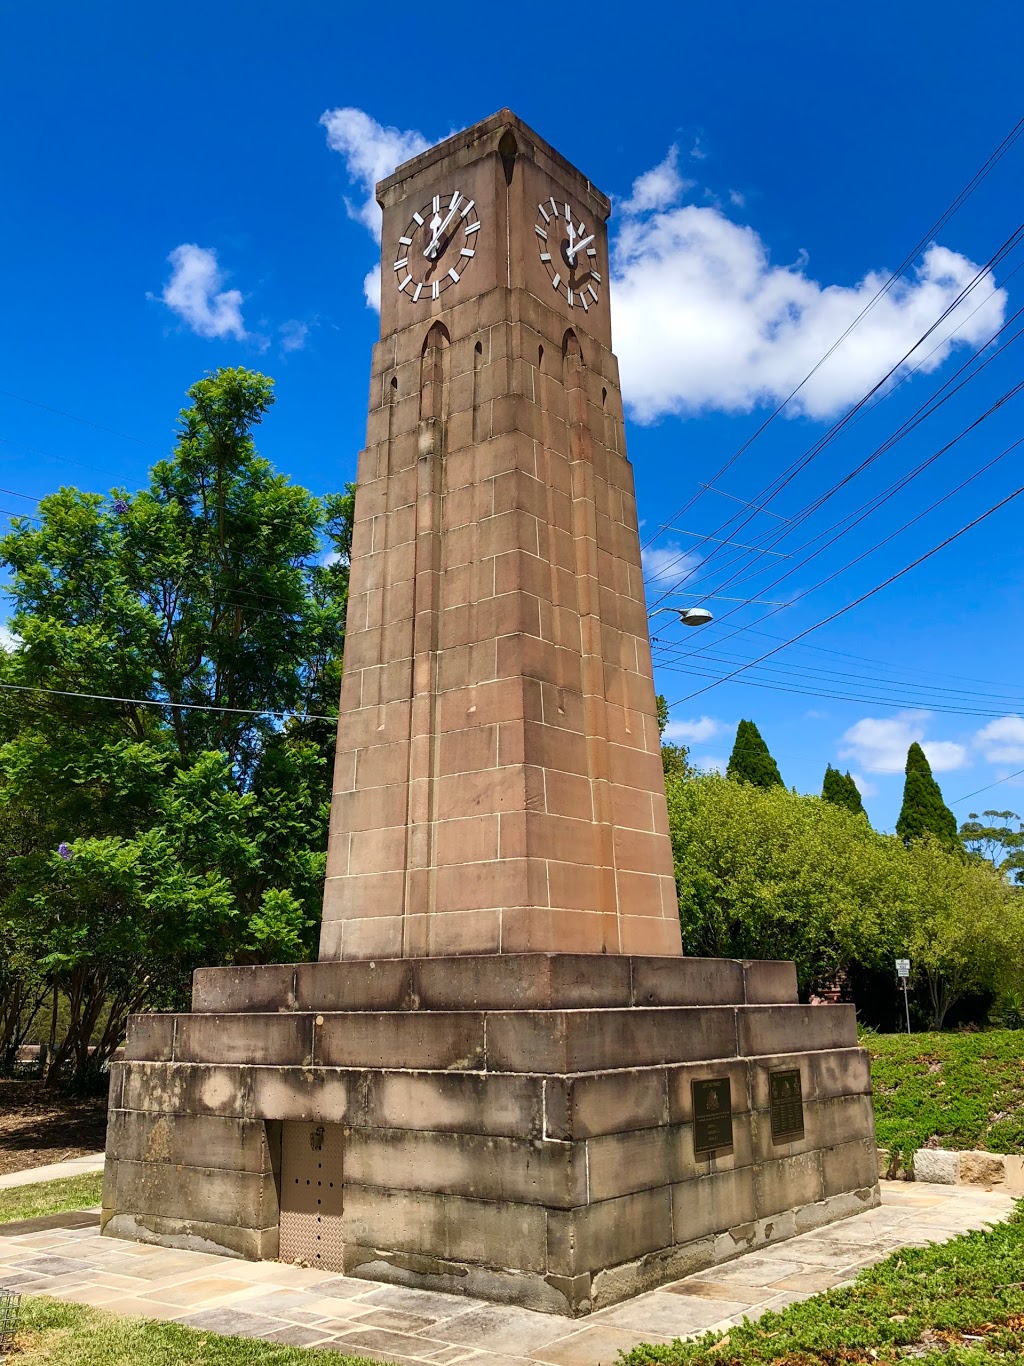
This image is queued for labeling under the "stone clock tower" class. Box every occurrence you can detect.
[102,111,880,1317]
[321,110,680,962]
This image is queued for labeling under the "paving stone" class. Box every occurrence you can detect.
[661,1279,768,1306]
[351,1307,447,1332]
[258,1324,338,1346]
[527,1325,660,1366]
[597,1292,747,1335]
[333,1328,454,1356]
[175,1307,283,1336]
[440,1306,569,1354]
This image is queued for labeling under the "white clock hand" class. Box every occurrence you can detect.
[424,197,462,259]
[566,232,595,265]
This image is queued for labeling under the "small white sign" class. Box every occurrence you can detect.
[895,958,911,978]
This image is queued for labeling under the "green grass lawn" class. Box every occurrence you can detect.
[623,1201,1024,1366]
[865,1028,1024,1160]
[0,1172,103,1224]
[11,1297,378,1365]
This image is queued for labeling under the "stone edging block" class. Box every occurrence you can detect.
[877,1146,1024,1191]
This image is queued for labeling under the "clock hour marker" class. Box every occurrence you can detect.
[577,222,584,236]
[398,274,413,292]
[540,252,551,262]
[551,273,561,290]
[433,195,440,212]
[449,191,461,210]
[579,292,589,312]
[465,220,480,234]
[591,271,602,283]
[539,203,550,222]
[549,196,557,214]
[587,247,597,257]
[460,198,475,218]
[587,284,598,301]
[413,212,424,226]
[564,203,571,221]
[535,225,548,240]
[393,257,408,271]
[448,267,460,283]
[460,247,475,257]
[399,235,412,246]
[431,280,439,300]
[413,282,424,301]
[567,288,574,307]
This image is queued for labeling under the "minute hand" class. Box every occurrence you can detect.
[424,200,462,258]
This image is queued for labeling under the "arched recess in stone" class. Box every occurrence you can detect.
[419,322,451,422]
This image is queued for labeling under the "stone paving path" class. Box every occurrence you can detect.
[0,1182,1015,1364]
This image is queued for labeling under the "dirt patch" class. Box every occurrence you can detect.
[0,1079,108,1176]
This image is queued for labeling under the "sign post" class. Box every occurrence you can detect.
[895,958,911,1035]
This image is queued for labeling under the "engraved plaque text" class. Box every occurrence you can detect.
[769,1068,805,1142]
[692,1077,733,1155]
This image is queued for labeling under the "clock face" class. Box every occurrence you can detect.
[393,190,481,302]
[535,195,601,311]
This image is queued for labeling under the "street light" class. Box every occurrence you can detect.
[649,605,715,628]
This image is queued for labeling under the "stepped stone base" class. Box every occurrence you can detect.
[102,954,880,1316]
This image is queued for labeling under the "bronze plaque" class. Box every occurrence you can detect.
[692,1077,733,1155]
[769,1068,805,1142]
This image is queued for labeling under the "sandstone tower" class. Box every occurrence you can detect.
[321,111,679,961]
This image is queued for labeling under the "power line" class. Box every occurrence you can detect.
[0,678,336,722]
[665,402,1024,670]
[665,479,1024,709]
[950,769,1024,805]
[0,391,162,451]
[647,222,1024,604]
[641,112,1024,555]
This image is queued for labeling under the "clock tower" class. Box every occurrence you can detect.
[322,109,681,961]
[103,111,880,1317]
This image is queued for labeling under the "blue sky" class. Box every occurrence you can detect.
[1,1,1023,831]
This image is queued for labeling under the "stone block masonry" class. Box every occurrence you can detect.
[102,953,880,1316]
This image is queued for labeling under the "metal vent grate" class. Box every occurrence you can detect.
[279,1122,344,1271]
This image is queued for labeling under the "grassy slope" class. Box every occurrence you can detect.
[12,1298,378,1366]
[622,1202,1024,1366]
[0,1172,103,1223]
[865,1029,1024,1158]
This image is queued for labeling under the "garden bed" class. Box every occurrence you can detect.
[0,1079,107,1176]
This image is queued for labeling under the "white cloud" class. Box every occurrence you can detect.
[279,320,309,353]
[974,715,1024,765]
[611,153,1007,423]
[159,244,247,341]
[696,753,727,773]
[363,264,382,313]
[728,189,745,208]
[838,711,968,774]
[850,771,878,799]
[642,541,701,588]
[689,137,708,161]
[0,624,19,651]
[620,145,693,216]
[320,107,429,241]
[663,715,727,744]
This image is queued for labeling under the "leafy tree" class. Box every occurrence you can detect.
[822,765,866,817]
[0,368,353,1088]
[896,742,959,847]
[726,719,783,788]
[655,693,669,736]
[960,809,1024,883]
[665,771,903,993]
[903,835,1023,1028]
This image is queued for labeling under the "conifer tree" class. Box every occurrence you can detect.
[822,765,866,817]
[896,742,958,846]
[726,719,783,788]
